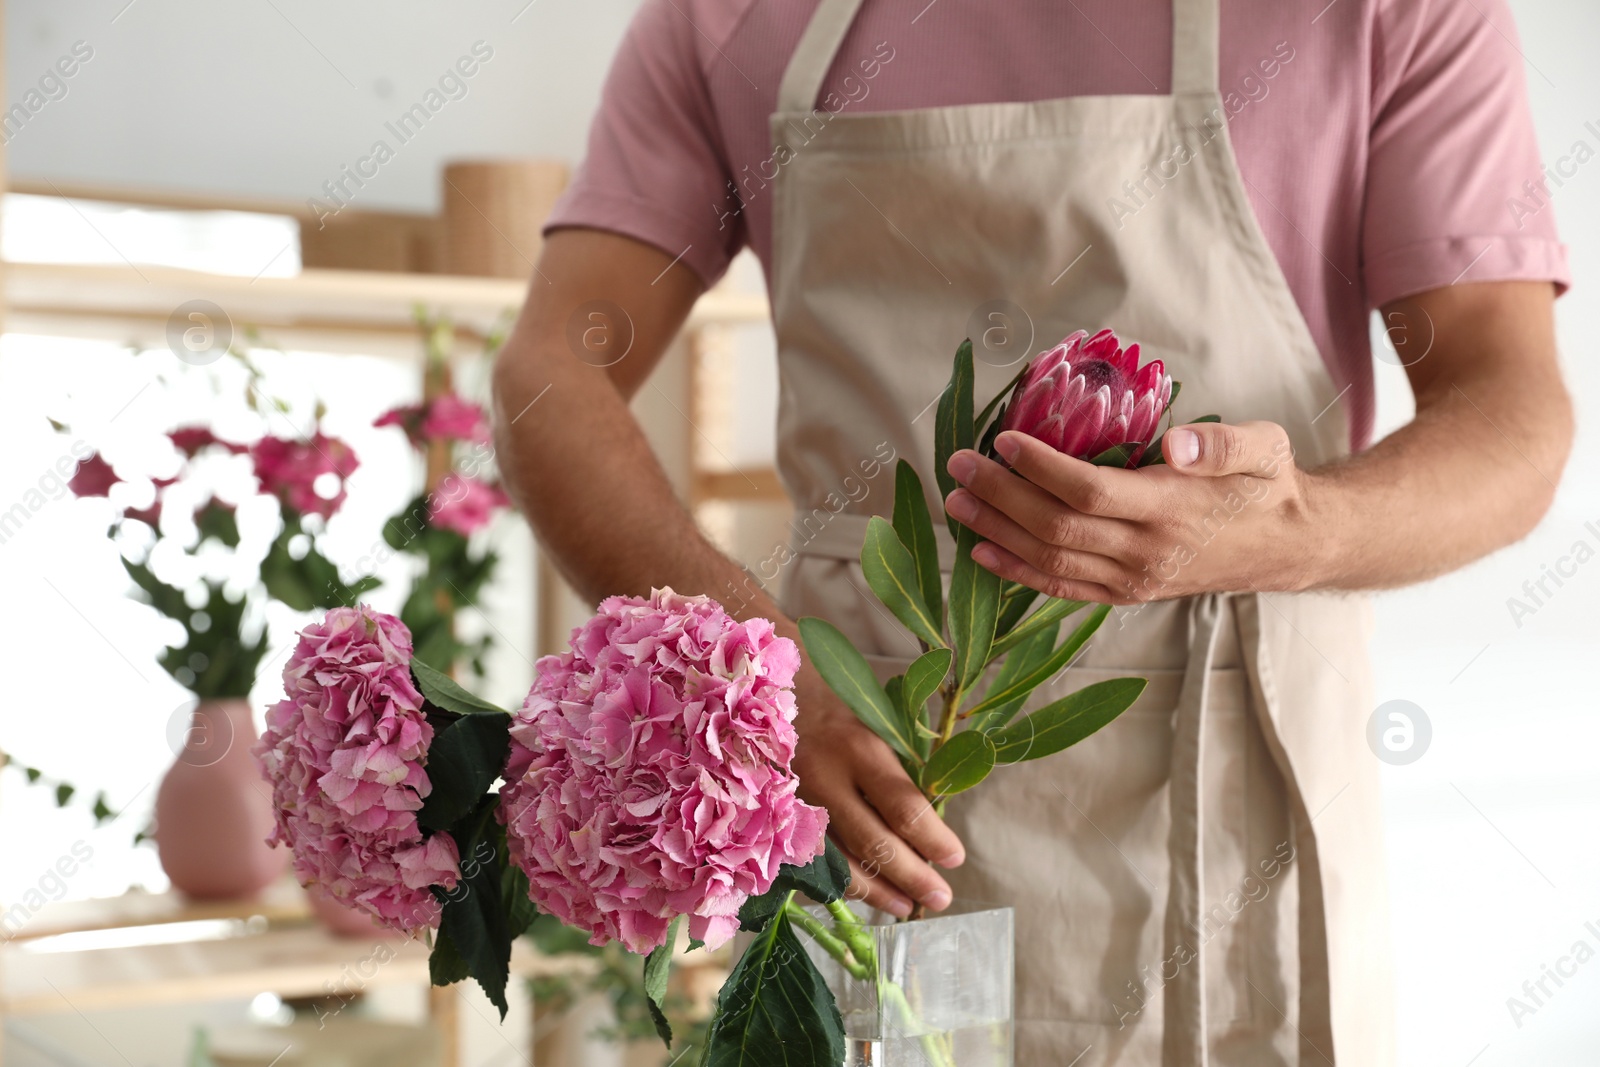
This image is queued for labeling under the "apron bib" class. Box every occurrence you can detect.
[764,1,1395,1063]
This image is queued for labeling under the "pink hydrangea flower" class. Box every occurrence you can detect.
[499,589,827,954]
[255,606,461,930]
[168,426,246,457]
[422,395,491,444]
[68,453,121,498]
[430,476,509,537]
[252,432,359,520]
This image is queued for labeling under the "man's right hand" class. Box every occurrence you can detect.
[790,669,965,917]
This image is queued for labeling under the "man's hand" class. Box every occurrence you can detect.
[940,281,1570,599]
[942,422,1316,604]
[789,668,965,918]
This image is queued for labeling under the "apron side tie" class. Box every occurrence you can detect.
[1163,592,1225,1067]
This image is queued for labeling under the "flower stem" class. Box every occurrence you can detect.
[786,900,870,981]
[879,979,958,1067]
[824,899,878,972]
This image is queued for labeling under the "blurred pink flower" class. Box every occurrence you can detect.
[255,606,460,930]
[252,432,359,519]
[68,453,121,498]
[373,403,425,445]
[168,426,246,457]
[499,588,826,955]
[124,501,162,528]
[422,395,491,444]
[1000,328,1173,466]
[429,477,509,537]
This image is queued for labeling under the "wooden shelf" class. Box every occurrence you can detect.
[0,922,567,1016]
[6,881,311,943]
[2,261,770,359]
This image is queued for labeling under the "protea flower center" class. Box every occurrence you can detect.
[999,328,1173,465]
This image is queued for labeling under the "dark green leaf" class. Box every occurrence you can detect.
[432,799,512,1017]
[701,906,845,1067]
[968,618,1060,734]
[920,729,996,796]
[501,860,539,939]
[24,767,42,783]
[977,402,1007,460]
[644,916,681,1046]
[91,792,114,823]
[989,596,1088,660]
[934,339,975,539]
[259,524,315,611]
[797,617,917,763]
[1138,431,1169,467]
[963,604,1111,721]
[739,840,851,931]
[1168,380,1183,408]
[891,461,942,626]
[995,583,1041,638]
[418,713,512,832]
[1189,414,1221,424]
[429,924,471,986]
[949,524,1001,690]
[991,677,1147,764]
[1089,443,1139,468]
[412,657,510,717]
[121,558,190,620]
[860,518,945,649]
[54,783,75,807]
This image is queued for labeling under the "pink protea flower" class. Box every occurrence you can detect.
[999,328,1173,465]
[68,453,121,498]
[499,588,827,955]
[252,432,359,519]
[430,476,509,537]
[255,606,461,930]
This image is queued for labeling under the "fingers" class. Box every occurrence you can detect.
[945,487,1129,588]
[947,450,1138,551]
[961,540,1122,603]
[993,433,1164,521]
[1163,420,1292,478]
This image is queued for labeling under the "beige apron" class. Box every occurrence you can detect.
[766,0,1394,1063]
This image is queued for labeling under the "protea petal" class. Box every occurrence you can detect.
[1033,413,1069,453]
[1133,358,1166,398]
[1059,386,1112,456]
[1116,342,1141,379]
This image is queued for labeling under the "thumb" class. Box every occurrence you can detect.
[1162,420,1291,478]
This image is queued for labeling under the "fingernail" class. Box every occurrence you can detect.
[972,544,996,567]
[937,851,965,869]
[995,433,1021,462]
[884,896,913,918]
[945,491,977,523]
[923,889,952,911]
[1168,428,1199,467]
[947,452,977,484]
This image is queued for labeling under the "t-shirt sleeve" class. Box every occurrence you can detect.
[1362,0,1570,306]
[542,0,742,286]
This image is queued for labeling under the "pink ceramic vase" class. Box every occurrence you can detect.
[154,699,287,899]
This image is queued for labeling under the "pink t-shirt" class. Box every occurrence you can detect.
[546,0,1570,450]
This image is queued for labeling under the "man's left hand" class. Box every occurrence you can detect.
[943,422,1323,605]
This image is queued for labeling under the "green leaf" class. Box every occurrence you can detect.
[963,604,1111,721]
[24,767,42,783]
[412,657,509,717]
[934,339,975,539]
[977,402,1007,460]
[860,517,945,649]
[738,838,850,933]
[797,617,918,763]
[1089,443,1139,468]
[121,558,190,620]
[902,647,951,720]
[1189,414,1221,424]
[644,915,681,1046]
[968,618,1061,734]
[975,361,1029,436]
[990,677,1146,764]
[428,924,471,987]
[949,524,1001,690]
[701,906,846,1067]
[989,596,1088,660]
[418,713,512,832]
[1168,380,1183,408]
[501,861,539,939]
[1138,431,1169,467]
[54,783,75,807]
[995,583,1041,638]
[432,799,512,1018]
[920,730,996,796]
[194,500,240,548]
[891,461,942,626]
[91,792,114,823]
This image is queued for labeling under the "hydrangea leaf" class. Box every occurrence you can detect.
[418,712,511,833]
[643,915,681,1046]
[702,905,846,1067]
[412,657,509,717]
[431,798,512,1018]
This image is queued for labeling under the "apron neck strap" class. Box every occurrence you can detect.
[776,0,1221,114]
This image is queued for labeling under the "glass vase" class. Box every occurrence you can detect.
[802,900,1014,1067]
